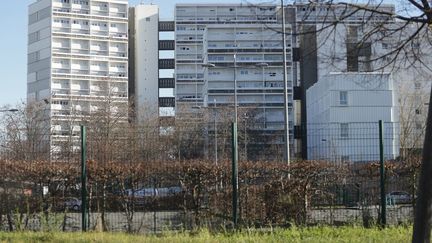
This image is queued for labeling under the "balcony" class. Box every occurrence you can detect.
[71,28,90,35]
[90,50,109,56]
[52,47,71,54]
[90,71,109,76]
[110,51,127,58]
[71,69,89,75]
[71,90,90,96]
[159,78,175,88]
[52,89,71,95]
[109,72,127,77]
[112,92,128,98]
[53,8,71,13]
[91,30,109,36]
[110,12,127,18]
[52,68,71,74]
[159,40,175,50]
[71,9,90,15]
[71,48,89,55]
[71,3,90,10]
[159,97,175,107]
[110,32,128,39]
[53,27,71,34]
[159,21,175,32]
[159,59,175,69]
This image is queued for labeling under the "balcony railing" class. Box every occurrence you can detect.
[71,28,90,34]
[71,70,90,75]
[110,52,127,58]
[91,30,109,36]
[71,49,89,55]
[110,12,127,18]
[90,71,109,76]
[52,69,71,74]
[109,72,127,77]
[53,27,71,33]
[52,47,71,54]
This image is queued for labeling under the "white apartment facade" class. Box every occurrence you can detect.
[175,4,297,159]
[129,4,159,121]
[128,4,176,124]
[306,73,399,162]
[28,0,128,155]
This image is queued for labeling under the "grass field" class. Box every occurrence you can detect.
[0,226,412,243]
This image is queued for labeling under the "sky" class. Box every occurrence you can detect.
[0,0,265,107]
[1,0,399,107]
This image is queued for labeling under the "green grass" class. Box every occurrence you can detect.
[0,226,412,243]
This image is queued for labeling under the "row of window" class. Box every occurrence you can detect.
[177,74,204,79]
[207,43,288,48]
[208,70,279,76]
[59,0,109,7]
[208,56,284,61]
[55,19,120,28]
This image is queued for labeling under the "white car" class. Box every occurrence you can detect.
[125,188,157,198]
[386,191,412,205]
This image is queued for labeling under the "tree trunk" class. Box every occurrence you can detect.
[412,87,432,243]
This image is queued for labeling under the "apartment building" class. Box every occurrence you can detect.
[294,2,432,157]
[306,73,399,162]
[175,4,299,159]
[28,0,129,155]
[128,4,175,124]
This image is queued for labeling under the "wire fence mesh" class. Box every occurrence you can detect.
[0,121,421,232]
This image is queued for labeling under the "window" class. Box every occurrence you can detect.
[341,155,350,161]
[415,82,421,89]
[339,91,348,105]
[28,31,40,44]
[146,17,151,22]
[340,123,349,138]
[240,70,248,75]
[416,109,421,115]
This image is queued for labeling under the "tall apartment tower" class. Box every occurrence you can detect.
[175,4,299,159]
[129,4,175,124]
[28,0,129,155]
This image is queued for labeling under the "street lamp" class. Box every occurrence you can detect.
[213,98,218,166]
[243,112,249,161]
[203,59,269,227]
[281,0,291,166]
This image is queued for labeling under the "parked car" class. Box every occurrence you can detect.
[125,187,183,198]
[125,188,157,198]
[386,191,412,205]
[64,198,82,211]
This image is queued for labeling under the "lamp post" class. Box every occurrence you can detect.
[203,60,268,227]
[214,98,218,165]
[202,63,218,165]
[281,0,291,166]
[243,112,249,161]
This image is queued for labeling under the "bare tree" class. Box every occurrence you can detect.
[0,102,51,161]
[397,71,429,158]
[281,1,432,241]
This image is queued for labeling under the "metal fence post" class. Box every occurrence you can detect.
[81,125,88,232]
[231,122,238,227]
[379,120,386,226]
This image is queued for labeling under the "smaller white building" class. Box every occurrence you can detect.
[306,72,399,162]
